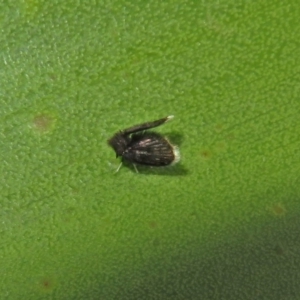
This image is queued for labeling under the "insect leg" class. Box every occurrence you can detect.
[133,164,139,173]
[115,162,123,173]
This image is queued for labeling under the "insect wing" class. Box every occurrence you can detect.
[122,115,174,135]
[123,133,177,166]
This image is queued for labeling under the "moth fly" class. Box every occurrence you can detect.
[108,115,180,173]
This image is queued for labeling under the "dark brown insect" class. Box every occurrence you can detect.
[108,115,180,172]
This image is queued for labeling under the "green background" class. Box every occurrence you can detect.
[1,0,300,299]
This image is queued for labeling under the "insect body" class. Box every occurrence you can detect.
[108,115,180,172]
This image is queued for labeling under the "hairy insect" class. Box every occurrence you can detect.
[108,115,180,173]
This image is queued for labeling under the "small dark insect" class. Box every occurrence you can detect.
[108,115,180,173]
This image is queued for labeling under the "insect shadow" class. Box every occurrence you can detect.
[122,160,188,176]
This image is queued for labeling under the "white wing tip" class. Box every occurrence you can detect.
[172,146,180,164]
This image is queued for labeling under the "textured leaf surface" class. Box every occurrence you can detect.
[1,1,300,299]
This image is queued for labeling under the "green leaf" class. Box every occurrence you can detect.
[1,1,300,299]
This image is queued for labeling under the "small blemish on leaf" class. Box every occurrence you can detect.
[215,123,224,133]
[32,113,56,133]
[148,221,158,229]
[39,276,56,293]
[269,203,286,216]
[61,207,76,223]
[272,204,286,215]
[200,149,212,159]
[43,280,50,288]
